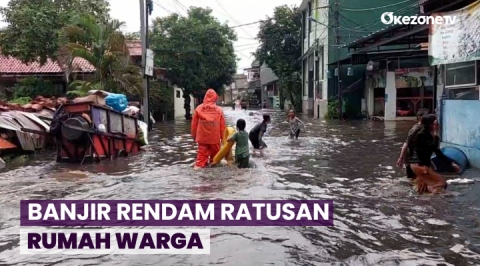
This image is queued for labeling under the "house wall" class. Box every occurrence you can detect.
[384,72,397,120]
[441,100,480,169]
[327,0,416,65]
[301,0,417,118]
[300,0,330,117]
[173,86,195,119]
[222,90,232,104]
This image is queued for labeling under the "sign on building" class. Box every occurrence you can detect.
[145,49,154,76]
[429,1,480,65]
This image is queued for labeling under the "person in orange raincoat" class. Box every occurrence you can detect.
[191,89,226,168]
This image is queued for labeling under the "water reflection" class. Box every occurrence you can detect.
[0,107,479,265]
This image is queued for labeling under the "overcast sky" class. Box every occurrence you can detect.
[0,0,299,73]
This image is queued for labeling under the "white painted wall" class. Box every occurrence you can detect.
[384,72,396,120]
[313,0,329,118]
[364,78,375,116]
[173,86,195,119]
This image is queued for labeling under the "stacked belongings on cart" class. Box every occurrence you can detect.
[51,90,149,149]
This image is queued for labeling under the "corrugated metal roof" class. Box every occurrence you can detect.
[344,0,442,49]
[343,23,405,49]
[419,0,434,4]
[260,64,278,85]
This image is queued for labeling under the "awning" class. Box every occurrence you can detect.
[347,25,429,55]
[343,0,470,55]
[343,24,408,50]
[328,49,428,65]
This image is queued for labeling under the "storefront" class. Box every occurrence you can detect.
[342,0,476,120]
[369,66,434,120]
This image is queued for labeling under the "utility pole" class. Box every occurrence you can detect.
[334,0,342,120]
[139,0,150,130]
[231,81,234,105]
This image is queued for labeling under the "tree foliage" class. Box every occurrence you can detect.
[149,81,174,120]
[0,0,110,64]
[150,7,237,119]
[125,32,141,40]
[12,77,55,99]
[255,5,302,112]
[63,15,142,96]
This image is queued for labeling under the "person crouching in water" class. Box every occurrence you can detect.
[287,110,305,139]
[408,114,460,194]
[396,108,429,179]
[227,119,250,168]
[249,114,270,150]
[191,89,226,168]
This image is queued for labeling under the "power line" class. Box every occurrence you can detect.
[236,46,259,52]
[152,0,173,14]
[171,0,188,12]
[234,43,260,48]
[342,0,415,11]
[213,0,257,41]
[229,20,265,28]
[341,1,419,31]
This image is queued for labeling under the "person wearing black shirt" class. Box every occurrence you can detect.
[396,109,429,179]
[409,114,460,194]
[249,114,270,150]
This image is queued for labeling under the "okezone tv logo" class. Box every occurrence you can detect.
[381,12,456,25]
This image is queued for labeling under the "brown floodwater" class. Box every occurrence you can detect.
[1,108,480,265]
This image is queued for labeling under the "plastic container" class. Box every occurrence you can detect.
[138,121,149,145]
[105,93,128,112]
[431,147,468,174]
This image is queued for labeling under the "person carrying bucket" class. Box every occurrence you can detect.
[191,89,226,168]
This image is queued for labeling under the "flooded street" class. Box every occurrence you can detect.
[1,108,480,265]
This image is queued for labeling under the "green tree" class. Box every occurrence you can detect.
[12,77,55,99]
[149,81,174,120]
[0,0,110,64]
[150,7,237,119]
[125,32,141,40]
[63,15,142,96]
[255,5,302,112]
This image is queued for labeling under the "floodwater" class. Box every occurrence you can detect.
[1,108,480,265]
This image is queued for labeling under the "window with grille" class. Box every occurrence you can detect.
[445,61,476,87]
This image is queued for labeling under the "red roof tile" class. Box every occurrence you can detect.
[0,56,95,74]
[0,42,142,74]
[127,40,142,56]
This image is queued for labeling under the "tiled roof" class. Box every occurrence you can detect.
[126,40,142,56]
[0,57,95,74]
[0,41,142,74]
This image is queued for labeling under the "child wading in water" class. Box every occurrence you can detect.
[287,110,305,139]
[228,119,250,168]
[249,114,270,150]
